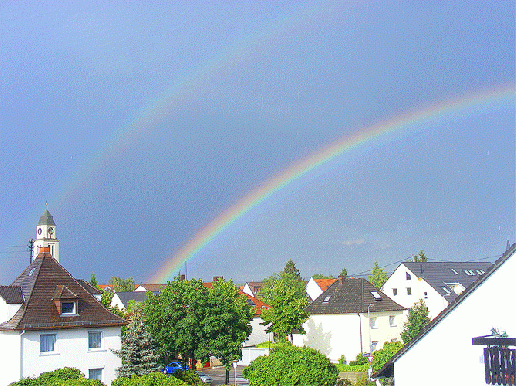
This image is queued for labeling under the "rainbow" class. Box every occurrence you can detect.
[150,84,515,283]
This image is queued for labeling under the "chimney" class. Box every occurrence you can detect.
[180,274,186,281]
[338,276,346,284]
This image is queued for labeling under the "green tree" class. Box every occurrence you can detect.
[108,277,136,292]
[312,274,335,279]
[89,273,99,289]
[368,261,388,289]
[283,259,301,279]
[260,270,308,341]
[143,278,207,363]
[401,299,430,344]
[113,313,162,378]
[198,278,253,384]
[370,340,404,373]
[411,250,428,262]
[243,343,338,386]
[339,267,348,278]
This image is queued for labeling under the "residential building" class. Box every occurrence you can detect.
[374,244,516,386]
[306,277,336,301]
[242,282,264,297]
[382,261,492,319]
[293,277,406,363]
[0,246,126,385]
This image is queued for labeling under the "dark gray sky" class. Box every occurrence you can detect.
[1,1,514,284]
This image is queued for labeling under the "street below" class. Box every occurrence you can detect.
[201,365,249,386]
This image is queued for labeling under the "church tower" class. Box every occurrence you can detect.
[33,209,60,262]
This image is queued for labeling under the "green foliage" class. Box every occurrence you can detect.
[100,289,114,308]
[259,270,308,340]
[243,344,338,386]
[349,352,368,366]
[109,277,136,292]
[172,370,203,386]
[90,273,99,288]
[401,299,430,344]
[368,261,388,290]
[283,259,302,279]
[411,250,428,262]
[10,368,104,386]
[335,379,353,386]
[339,268,348,279]
[370,341,404,373]
[336,364,370,372]
[338,354,347,364]
[312,273,335,279]
[112,372,187,386]
[355,373,376,386]
[114,313,162,377]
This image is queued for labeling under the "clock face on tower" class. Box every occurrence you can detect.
[37,228,42,235]
[48,227,54,236]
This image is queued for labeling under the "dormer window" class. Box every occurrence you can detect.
[61,301,77,315]
[406,272,411,280]
[52,285,79,316]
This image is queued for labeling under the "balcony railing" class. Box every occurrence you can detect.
[473,336,516,386]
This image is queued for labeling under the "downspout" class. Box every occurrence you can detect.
[20,330,25,380]
[358,313,363,353]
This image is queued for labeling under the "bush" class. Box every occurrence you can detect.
[172,370,203,386]
[370,341,404,373]
[349,353,368,366]
[112,372,187,386]
[9,368,104,386]
[338,354,347,365]
[336,364,370,372]
[243,343,338,386]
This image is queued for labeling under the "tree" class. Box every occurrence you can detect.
[113,313,162,378]
[143,278,207,363]
[108,277,136,292]
[368,261,388,290]
[312,274,335,279]
[370,340,404,373]
[198,278,253,384]
[259,270,309,341]
[401,299,430,344]
[89,273,99,289]
[283,259,301,279]
[411,250,428,262]
[339,267,348,279]
[243,343,338,386]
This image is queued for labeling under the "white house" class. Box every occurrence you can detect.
[382,261,492,319]
[306,277,336,301]
[0,246,126,386]
[293,277,406,363]
[374,244,516,386]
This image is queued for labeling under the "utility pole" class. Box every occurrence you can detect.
[27,239,34,265]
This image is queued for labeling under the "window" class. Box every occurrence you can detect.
[389,315,396,327]
[89,369,103,381]
[371,341,378,352]
[392,288,397,296]
[88,331,102,349]
[450,268,458,275]
[370,317,377,329]
[406,287,412,295]
[371,291,381,301]
[406,272,411,280]
[40,334,56,353]
[322,296,331,303]
[61,301,76,315]
[424,291,428,299]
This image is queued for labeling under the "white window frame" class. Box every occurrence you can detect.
[61,301,77,316]
[40,333,57,354]
[88,330,103,350]
[370,317,377,329]
[389,315,396,327]
[88,368,103,381]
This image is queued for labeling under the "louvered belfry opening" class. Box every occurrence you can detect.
[473,336,516,385]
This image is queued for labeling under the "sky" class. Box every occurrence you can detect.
[1,1,514,285]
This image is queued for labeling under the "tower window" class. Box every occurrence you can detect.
[406,287,412,295]
[406,272,412,280]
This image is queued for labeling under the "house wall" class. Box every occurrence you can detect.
[394,252,516,386]
[306,278,323,301]
[0,298,22,324]
[20,326,122,385]
[243,317,271,347]
[364,310,406,353]
[0,330,22,386]
[383,264,448,319]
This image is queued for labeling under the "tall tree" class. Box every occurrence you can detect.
[401,299,431,344]
[283,259,301,279]
[260,271,308,341]
[338,267,348,279]
[114,313,162,377]
[89,273,99,289]
[368,261,388,290]
[108,276,136,292]
[312,274,335,280]
[411,250,428,262]
[198,278,253,384]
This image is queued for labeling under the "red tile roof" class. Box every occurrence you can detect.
[314,278,336,292]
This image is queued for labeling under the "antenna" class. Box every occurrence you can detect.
[27,239,34,264]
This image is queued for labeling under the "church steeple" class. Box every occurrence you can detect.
[33,209,60,262]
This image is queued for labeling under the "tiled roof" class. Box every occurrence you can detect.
[239,290,270,316]
[0,251,126,331]
[135,283,166,292]
[38,209,56,226]
[314,278,336,292]
[307,277,405,315]
[373,244,516,379]
[0,286,23,304]
[402,261,492,301]
[77,279,102,295]
[115,291,153,308]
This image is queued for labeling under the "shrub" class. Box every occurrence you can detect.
[338,354,347,364]
[349,353,368,366]
[336,364,370,372]
[243,343,338,386]
[370,341,403,373]
[9,368,104,386]
[112,372,187,386]
[172,370,203,386]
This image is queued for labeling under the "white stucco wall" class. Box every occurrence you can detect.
[0,330,22,386]
[0,299,22,324]
[243,317,271,347]
[18,326,121,385]
[394,251,516,386]
[383,264,448,319]
[306,278,323,301]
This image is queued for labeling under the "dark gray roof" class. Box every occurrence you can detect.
[38,209,56,226]
[307,277,405,315]
[77,279,103,295]
[0,286,24,304]
[373,244,516,379]
[115,291,153,308]
[402,261,492,301]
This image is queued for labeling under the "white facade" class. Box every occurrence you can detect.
[0,299,21,324]
[293,310,405,363]
[383,264,449,319]
[306,278,323,301]
[0,327,122,386]
[393,249,516,386]
[243,317,271,347]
